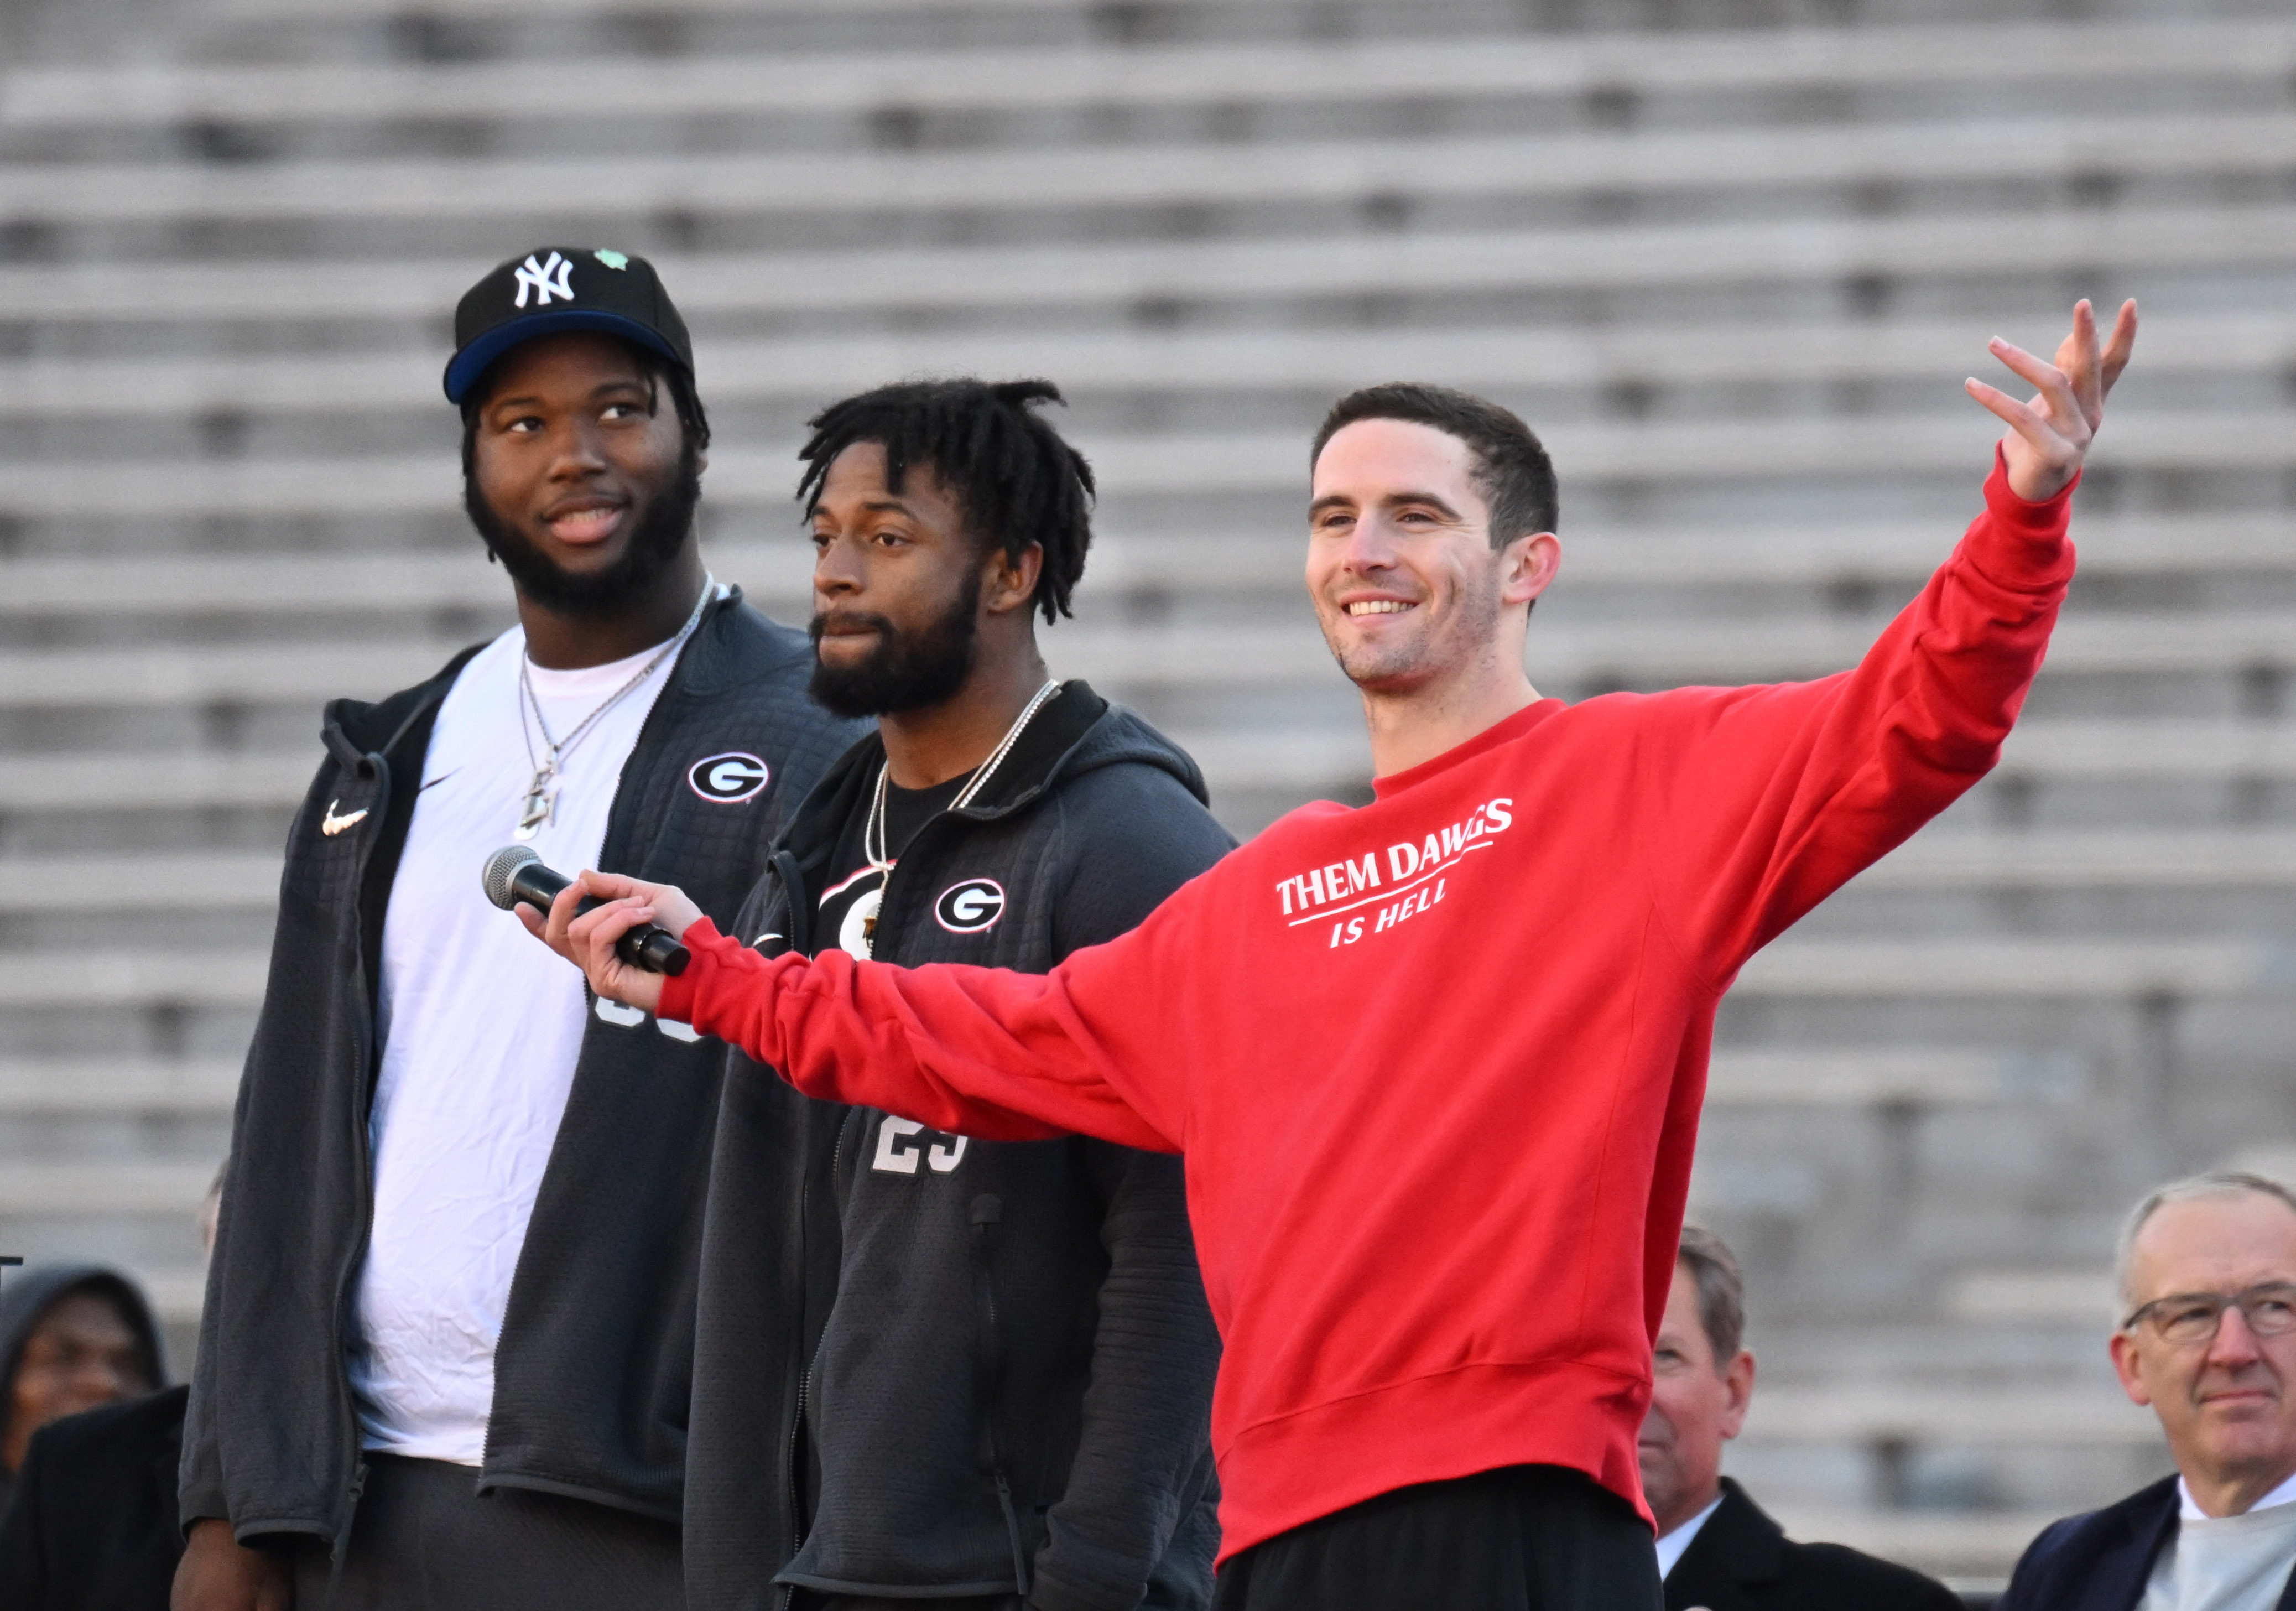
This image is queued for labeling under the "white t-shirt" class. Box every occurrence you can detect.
[1654,1492,1726,1581]
[348,621,689,1463]
[2143,1475,2296,1611]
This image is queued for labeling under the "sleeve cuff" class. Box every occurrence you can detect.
[655,916,727,1025]
[1981,443,2080,530]
[178,1492,230,1535]
[1972,444,2079,592]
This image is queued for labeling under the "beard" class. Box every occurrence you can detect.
[808,569,982,719]
[464,445,703,620]
[1320,560,1507,692]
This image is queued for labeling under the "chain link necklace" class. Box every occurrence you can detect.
[845,677,1063,956]
[514,575,714,840]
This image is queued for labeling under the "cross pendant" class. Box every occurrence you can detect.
[516,765,557,841]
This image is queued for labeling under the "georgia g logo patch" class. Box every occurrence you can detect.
[934,877,1007,934]
[688,752,770,804]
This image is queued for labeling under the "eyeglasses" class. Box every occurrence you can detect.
[2121,1282,2296,1344]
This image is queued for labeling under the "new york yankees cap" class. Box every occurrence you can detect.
[444,246,695,404]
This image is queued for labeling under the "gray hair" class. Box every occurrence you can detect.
[1677,1224,1747,1369]
[2116,1171,2296,1314]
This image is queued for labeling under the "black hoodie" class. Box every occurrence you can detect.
[0,1264,167,1516]
[684,683,1233,1611]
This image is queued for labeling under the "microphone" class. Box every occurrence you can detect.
[482,845,690,977]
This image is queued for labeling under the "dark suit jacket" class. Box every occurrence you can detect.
[1997,1474,2296,1611]
[1665,1479,1965,1611]
[0,1385,186,1610]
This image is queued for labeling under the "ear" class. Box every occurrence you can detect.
[1717,1349,1756,1441]
[1498,531,1561,609]
[2109,1330,2154,1407]
[982,541,1045,617]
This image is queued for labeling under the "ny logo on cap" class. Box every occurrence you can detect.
[513,251,575,308]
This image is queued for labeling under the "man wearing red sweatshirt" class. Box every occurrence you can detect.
[534,300,2137,1611]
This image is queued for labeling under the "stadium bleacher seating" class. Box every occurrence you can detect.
[7,0,2292,1589]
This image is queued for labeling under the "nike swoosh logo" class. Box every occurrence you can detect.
[321,800,369,837]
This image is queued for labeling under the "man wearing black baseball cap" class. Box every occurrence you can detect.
[173,249,862,1610]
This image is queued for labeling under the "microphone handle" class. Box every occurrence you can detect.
[503,865,688,977]
[572,895,692,978]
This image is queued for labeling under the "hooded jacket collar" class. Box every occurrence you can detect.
[0,1264,167,1407]
[780,679,1209,862]
[322,584,756,765]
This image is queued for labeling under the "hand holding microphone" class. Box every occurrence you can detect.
[485,847,705,1012]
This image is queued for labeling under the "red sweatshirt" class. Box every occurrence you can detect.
[663,455,2075,1562]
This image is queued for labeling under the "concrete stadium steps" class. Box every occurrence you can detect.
[1738,1381,2161,1451]
[13,18,2292,127]
[3,208,2282,323]
[6,313,2292,419]
[0,1056,239,1113]
[4,0,2290,1581]
[13,112,2296,227]
[158,0,2286,33]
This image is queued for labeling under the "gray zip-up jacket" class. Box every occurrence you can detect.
[180,591,862,1552]
[684,683,1233,1611]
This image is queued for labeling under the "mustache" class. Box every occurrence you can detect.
[809,609,893,643]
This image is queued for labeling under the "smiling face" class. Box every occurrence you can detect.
[1639,1259,1756,1536]
[465,332,700,617]
[1306,418,1558,700]
[2112,1191,2296,1511]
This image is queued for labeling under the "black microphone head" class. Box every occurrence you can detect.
[482,844,543,911]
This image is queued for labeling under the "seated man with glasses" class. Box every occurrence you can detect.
[2000,1172,2296,1611]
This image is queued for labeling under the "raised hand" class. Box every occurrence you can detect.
[1966,297,2138,503]
[514,868,701,1015]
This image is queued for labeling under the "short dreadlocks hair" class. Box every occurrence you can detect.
[796,377,1095,625]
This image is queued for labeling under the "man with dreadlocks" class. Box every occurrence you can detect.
[662,379,1231,1611]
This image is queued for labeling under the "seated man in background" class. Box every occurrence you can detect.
[2000,1173,2296,1611]
[0,1168,224,1609]
[1646,1227,1961,1611]
[0,1264,165,1517]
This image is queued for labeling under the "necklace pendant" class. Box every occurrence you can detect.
[839,886,883,959]
[516,765,558,841]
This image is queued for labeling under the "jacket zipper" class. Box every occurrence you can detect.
[329,750,388,1563]
[970,1194,1031,1598]
[787,866,841,1574]
[782,1101,854,1611]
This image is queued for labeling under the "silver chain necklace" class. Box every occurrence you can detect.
[845,677,1063,955]
[515,575,714,840]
